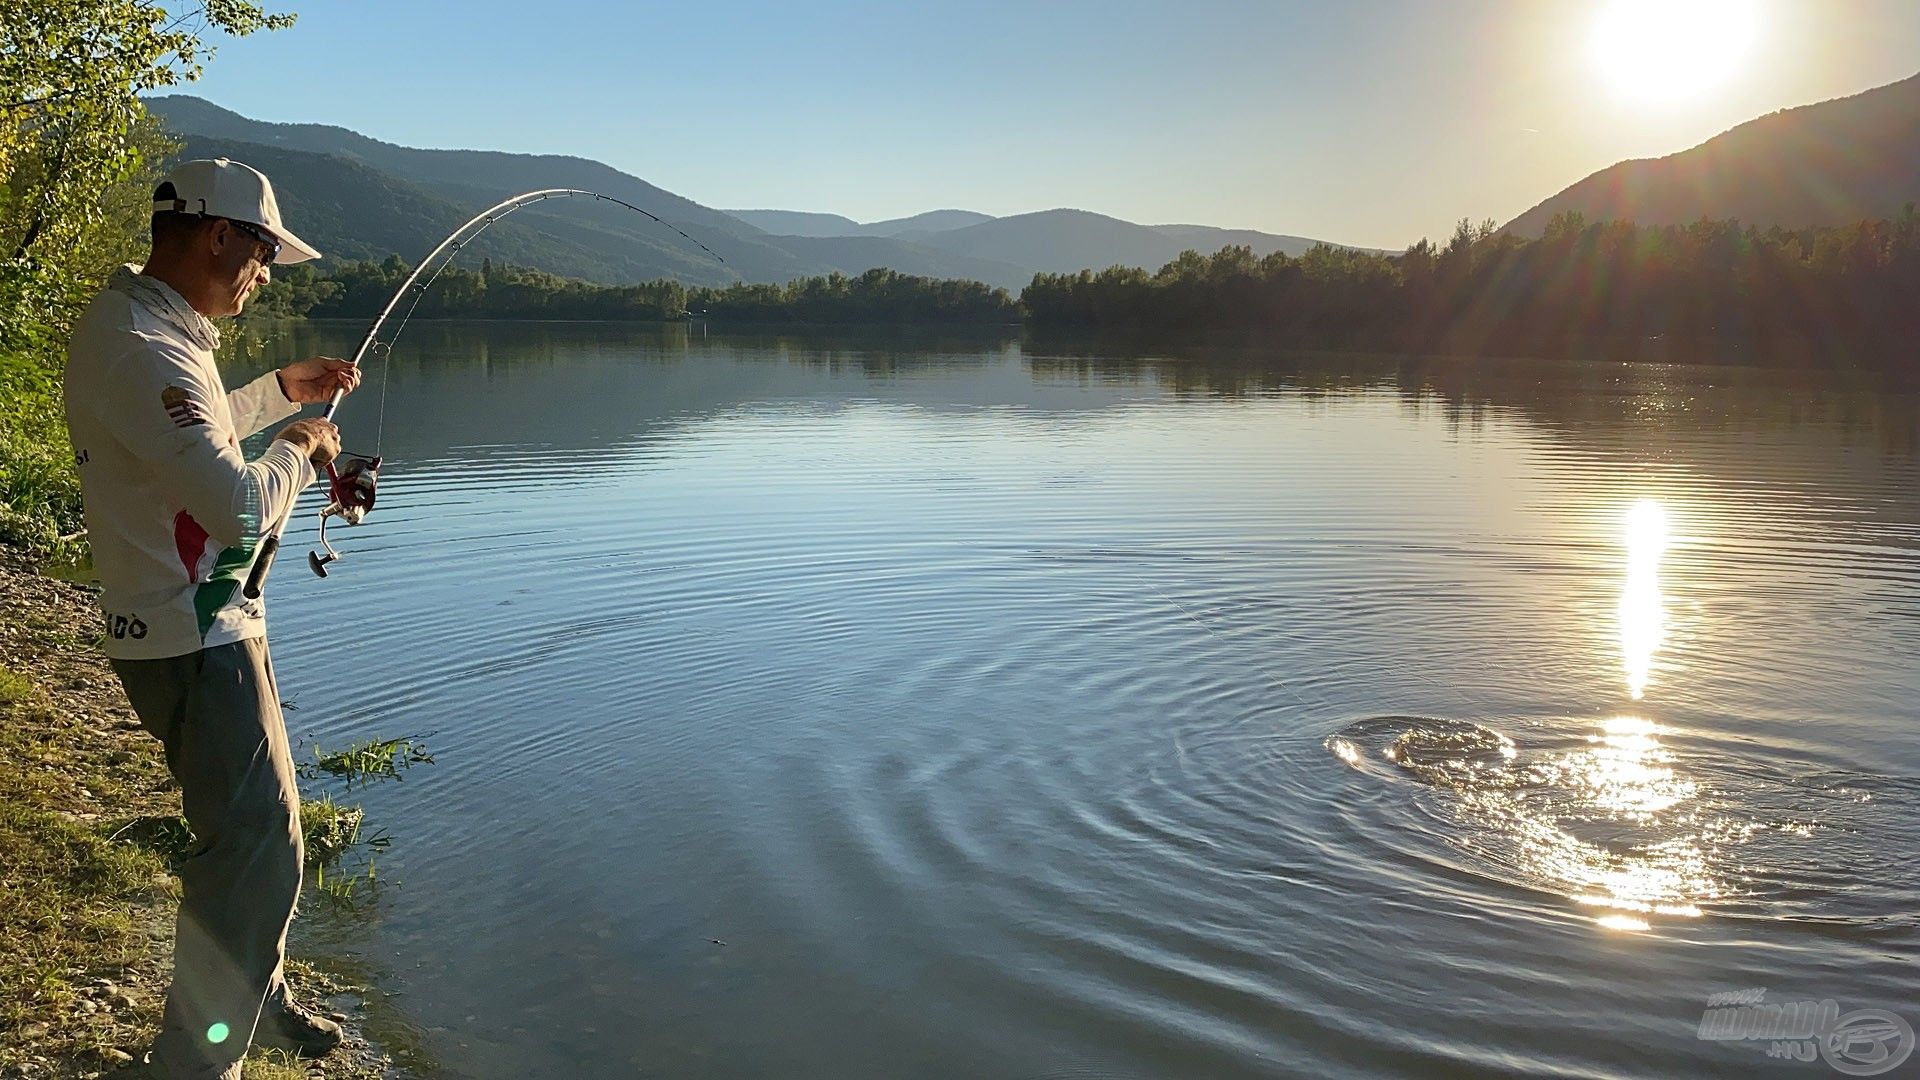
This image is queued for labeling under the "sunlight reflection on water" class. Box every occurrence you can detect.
[1620,498,1668,701]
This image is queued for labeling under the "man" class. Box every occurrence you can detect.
[63,157,359,1078]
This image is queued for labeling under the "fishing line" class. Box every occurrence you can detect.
[356,191,725,458]
[242,188,729,597]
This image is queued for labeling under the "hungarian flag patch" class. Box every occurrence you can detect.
[161,385,207,428]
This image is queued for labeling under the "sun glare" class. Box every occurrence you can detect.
[1590,0,1760,105]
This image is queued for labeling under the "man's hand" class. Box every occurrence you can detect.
[276,357,361,404]
[274,418,341,467]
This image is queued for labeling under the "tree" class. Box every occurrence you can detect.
[1,1,295,349]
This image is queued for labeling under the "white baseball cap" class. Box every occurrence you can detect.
[152,157,322,265]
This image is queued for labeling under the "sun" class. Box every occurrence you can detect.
[1590,0,1760,105]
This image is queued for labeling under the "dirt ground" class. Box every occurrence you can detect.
[0,554,402,1079]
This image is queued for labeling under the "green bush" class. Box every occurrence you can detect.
[0,352,82,553]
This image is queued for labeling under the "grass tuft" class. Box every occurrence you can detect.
[300,795,371,866]
[105,814,197,866]
[0,666,37,705]
[305,736,433,787]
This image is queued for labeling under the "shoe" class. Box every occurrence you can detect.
[252,999,344,1058]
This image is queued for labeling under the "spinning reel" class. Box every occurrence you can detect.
[308,452,382,577]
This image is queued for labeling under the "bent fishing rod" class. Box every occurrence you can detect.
[241,188,725,599]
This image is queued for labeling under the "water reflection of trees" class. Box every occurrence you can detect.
[1027,346,1916,453]
[1027,346,1920,548]
[230,320,1920,539]
[707,325,1018,379]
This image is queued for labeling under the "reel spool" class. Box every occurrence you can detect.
[309,452,382,577]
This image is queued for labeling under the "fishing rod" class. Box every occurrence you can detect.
[241,188,726,599]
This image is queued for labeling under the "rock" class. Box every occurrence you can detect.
[111,992,137,1010]
[19,1021,49,1038]
[96,1048,134,1066]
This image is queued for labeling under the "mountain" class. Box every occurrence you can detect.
[721,208,997,239]
[1505,72,1920,236]
[148,95,1366,289]
[725,206,1337,260]
[149,96,1029,287]
[176,135,739,285]
[911,209,1204,276]
[909,211,1368,273]
[866,210,996,237]
[721,209,868,237]
[1148,224,1331,259]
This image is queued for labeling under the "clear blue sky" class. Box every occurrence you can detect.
[178,0,1920,249]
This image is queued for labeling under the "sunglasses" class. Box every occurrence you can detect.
[221,218,282,264]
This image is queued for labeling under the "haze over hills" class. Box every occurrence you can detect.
[147,96,1364,289]
[1505,71,1920,236]
[719,209,867,238]
[917,209,1218,276]
[721,208,996,238]
[868,210,997,237]
[1146,224,1339,259]
[725,207,1341,265]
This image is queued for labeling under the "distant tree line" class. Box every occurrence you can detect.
[251,257,692,321]
[254,210,1920,368]
[692,268,1020,324]
[254,260,1021,325]
[1024,211,1920,367]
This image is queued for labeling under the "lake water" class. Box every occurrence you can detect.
[236,322,1920,1078]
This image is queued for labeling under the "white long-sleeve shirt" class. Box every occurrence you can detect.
[64,279,314,660]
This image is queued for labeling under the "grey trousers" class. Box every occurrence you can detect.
[111,636,304,1079]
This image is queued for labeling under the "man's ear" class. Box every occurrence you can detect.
[205,217,232,259]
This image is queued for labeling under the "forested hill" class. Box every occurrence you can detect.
[1505,71,1920,236]
[175,135,738,284]
[149,97,1031,288]
[148,96,1364,287]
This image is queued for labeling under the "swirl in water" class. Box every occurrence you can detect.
[1326,501,1917,931]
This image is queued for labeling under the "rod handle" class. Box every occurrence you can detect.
[242,534,280,600]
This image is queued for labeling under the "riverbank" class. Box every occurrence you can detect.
[0,554,396,1079]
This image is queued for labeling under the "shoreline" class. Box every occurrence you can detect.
[0,553,404,1079]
